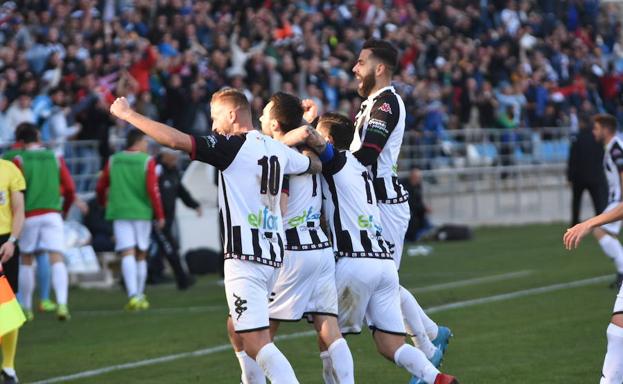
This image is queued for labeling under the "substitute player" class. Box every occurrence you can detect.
[96,129,165,310]
[0,157,25,384]
[293,112,459,384]
[7,123,74,321]
[565,114,623,384]
[110,89,321,383]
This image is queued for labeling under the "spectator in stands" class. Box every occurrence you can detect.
[82,197,114,253]
[148,148,201,290]
[567,120,607,226]
[402,168,433,242]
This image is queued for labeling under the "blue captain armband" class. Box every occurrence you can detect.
[319,143,335,163]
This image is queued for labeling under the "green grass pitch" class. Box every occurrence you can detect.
[17,223,617,383]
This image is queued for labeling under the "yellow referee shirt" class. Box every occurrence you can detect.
[0,159,26,235]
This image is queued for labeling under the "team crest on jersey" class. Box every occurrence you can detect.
[203,135,217,148]
[378,103,392,114]
[233,293,247,320]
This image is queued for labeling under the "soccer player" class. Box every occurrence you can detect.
[109,88,320,383]
[564,114,623,384]
[7,123,74,321]
[0,157,25,384]
[261,92,354,384]
[296,113,458,384]
[96,129,165,310]
[350,39,451,364]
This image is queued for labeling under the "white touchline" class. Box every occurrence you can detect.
[30,274,612,384]
[409,270,533,293]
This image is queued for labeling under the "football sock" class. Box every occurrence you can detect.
[136,259,147,296]
[51,262,68,306]
[36,253,51,302]
[601,323,623,383]
[1,329,18,369]
[255,343,299,384]
[121,255,138,298]
[394,344,439,384]
[320,351,336,384]
[235,350,266,384]
[400,287,437,357]
[599,236,623,273]
[18,265,34,310]
[328,338,354,384]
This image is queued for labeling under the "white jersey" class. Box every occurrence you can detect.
[282,173,331,251]
[321,150,392,259]
[604,136,623,204]
[191,130,311,267]
[350,85,408,204]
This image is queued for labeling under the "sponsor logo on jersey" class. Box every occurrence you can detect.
[357,214,383,233]
[202,135,217,148]
[248,207,280,230]
[378,102,392,114]
[367,118,389,137]
[287,206,321,227]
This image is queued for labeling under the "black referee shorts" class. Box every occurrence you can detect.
[0,233,19,293]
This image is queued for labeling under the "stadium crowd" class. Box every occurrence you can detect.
[0,0,620,164]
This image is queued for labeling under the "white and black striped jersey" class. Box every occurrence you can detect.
[350,86,409,204]
[191,130,311,268]
[282,173,331,251]
[604,136,623,204]
[321,150,392,260]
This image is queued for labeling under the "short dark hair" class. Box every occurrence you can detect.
[269,92,303,133]
[363,39,399,74]
[126,129,146,149]
[15,122,39,143]
[318,113,354,150]
[594,114,618,133]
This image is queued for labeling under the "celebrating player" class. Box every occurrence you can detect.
[110,88,321,383]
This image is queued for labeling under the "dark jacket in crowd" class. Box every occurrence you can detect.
[567,128,607,185]
[157,157,200,228]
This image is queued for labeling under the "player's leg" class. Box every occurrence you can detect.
[400,287,442,365]
[1,238,21,382]
[228,316,266,384]
[40,213,70,320]
[17,216,39,320]
[601,287,623,383]
[317,336,336,384]
[313,315,354,384]
[35,251,55,312]
[134,220,152,308]
[225,260,298,383]
[114,221,140,309]
[593,224,623,287]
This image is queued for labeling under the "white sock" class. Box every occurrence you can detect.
[235,351,266,384]
[121,255,138,298]
[394,344,439,384]
[51,262,68,306]
[255,343,299,384]
[320,351,336,384]
[136,259,147,296]
[1,368,16,378]
[599,236,623,273]
[328,338,355,384]
[18,265,35,310]
[400,287,437,358]
[601,323,623,383]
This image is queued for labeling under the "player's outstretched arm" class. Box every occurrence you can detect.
[110,97,192,153]
[302,149,322,174]
[564,203,623,249]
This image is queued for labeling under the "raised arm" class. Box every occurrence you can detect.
[110,97,193,153]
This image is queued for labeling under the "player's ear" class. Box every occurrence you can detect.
[271,119,280,134]
[228,108,237,124]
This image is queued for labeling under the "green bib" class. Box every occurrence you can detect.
[106,152,153,220]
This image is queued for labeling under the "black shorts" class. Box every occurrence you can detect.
[0,234,19,292]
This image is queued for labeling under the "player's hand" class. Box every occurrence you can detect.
[563,222,592,250]
[281,126,310,147]
[157,218,165,230]
[0,241,15,263]
[110,97,132,121]
[302,99,319,124]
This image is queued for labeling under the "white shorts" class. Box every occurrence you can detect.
[269,247,337,321]
[378,201,411,269]
[614,285,623,315]
[225,259,279,333]
[602,202,622,235]
[336,257,406,335]
[113,220,152,252]
[20,212,65,254]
